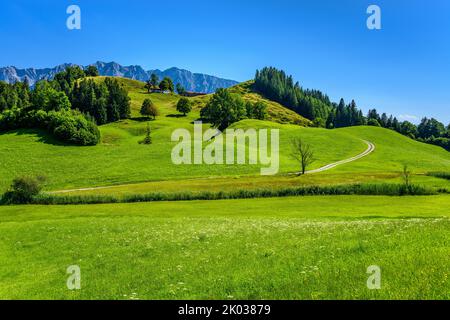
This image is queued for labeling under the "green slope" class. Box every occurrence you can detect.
[0,77,449,193]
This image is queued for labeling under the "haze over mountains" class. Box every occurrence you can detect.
[0,61,239,93]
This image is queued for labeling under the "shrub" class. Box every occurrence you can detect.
[0,109,100,146]
[367,118,381,127]
[2,176,46,204]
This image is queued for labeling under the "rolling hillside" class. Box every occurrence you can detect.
[0,77,449,193]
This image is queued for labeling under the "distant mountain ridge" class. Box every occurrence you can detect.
[0,61,239,93]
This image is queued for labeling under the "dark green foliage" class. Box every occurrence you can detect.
[85,65,99,77]
[140,99,158,119]
[1,176,46,204]
[150,74,159,88]
[427,172,450,180]
[399,121,418,138]
[31,81,71,112]
[176,83,186,95]
[417,117,446,139]
[71,78,131,124]
[246,101,268,120]
[0,109,100,145]
[104,77,131,120]
[159,77,174,92]
[329,99,366,128]
[176,97,192,116]
[254,67,332,121]
[0,81,30,111]
[139,122,152,145]
[367,118,381,127]
[201,88,246,130]
[53,65,86,95]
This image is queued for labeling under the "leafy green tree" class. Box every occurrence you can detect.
[176,97,192,116]
[367,118,381,127]
[31,81,71,111]
[150,74,159,88]
[252,101,268,120]
[159,77,174,92]
[140,98,158,119]
[54,66,86,95]
[400,121,418,139]
[176,83,186,95]
[85,65,99,77]
[201,88,246,130]
[418,117,446,139]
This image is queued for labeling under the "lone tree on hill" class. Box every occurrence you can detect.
[140,98,159,119]
[139,122,152,145]
[176,97,192,116]
[291,137,315,175]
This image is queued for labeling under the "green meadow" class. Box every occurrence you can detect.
[1,77,449,300]
[0,196,449,300]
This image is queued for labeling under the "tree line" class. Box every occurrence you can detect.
[254,67,450,151]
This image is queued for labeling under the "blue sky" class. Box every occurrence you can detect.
[0,0,449,123]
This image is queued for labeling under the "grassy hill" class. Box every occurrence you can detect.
[0,77,449,193]
[1,77,450,300]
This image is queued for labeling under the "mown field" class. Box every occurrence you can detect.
[0,195,449,300]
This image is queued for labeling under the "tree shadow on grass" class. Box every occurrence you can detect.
[4,128,68,146]
[166,114,185,118]
[130,117,155,122]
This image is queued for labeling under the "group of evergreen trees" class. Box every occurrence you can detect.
[326,99,365,128]
[254,66,450,151]
[72,77,130,125]
[254,67,332,122]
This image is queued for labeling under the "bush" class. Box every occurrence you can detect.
[1,176,46,204]
[0,109,100,146]
[367,118,381,127]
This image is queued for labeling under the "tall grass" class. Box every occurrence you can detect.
[27,183,436,206]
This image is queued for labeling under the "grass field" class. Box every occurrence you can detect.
[0,78,448,193]
[1,77,449,300]
[0,195,449,300]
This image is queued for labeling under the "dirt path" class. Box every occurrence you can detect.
[51,140,375,194]
[298,140,375,175]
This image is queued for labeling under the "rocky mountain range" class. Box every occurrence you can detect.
[0,61,239,93]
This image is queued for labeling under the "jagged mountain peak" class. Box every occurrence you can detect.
[0,62,238,93]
